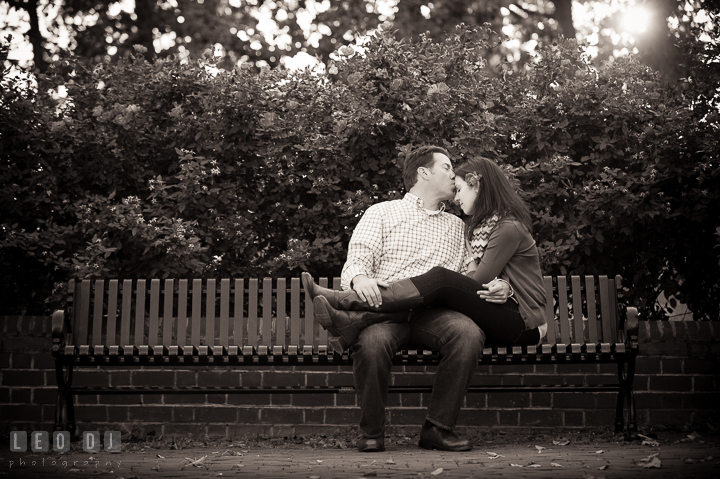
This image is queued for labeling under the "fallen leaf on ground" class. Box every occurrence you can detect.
[386,458,396,464]
[486,451,504,458]
[510,463,524,467]
[368,460,378,466]
[553,438,570,446]
[316,459,323,464]
[535,445,545,453]
[639,453,662,469]
[598,465,609,470]
[156,454,165,459]
[551,463,564,467]
[595,450,605,454]
[684,458,695,464]
[528,464,542,468]
[431,468,443,475]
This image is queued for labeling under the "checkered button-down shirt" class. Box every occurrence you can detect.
[340,193,468,290]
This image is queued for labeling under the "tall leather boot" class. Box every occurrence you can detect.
[302,272,424,312]
[313,296,409,353]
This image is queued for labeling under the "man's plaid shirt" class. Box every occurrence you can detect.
[340,193,468,290]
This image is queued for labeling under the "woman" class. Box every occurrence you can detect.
[304,157,547,353]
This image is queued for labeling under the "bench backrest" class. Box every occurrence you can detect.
[62,275,625,349]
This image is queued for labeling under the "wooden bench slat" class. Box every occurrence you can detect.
[262,278,272,347]
[585,276,599,344]
[163,279,174,347]
[277,278,286,348]
[220,278,230,348]
[557,276,571,344]
[177,279,188,347]
[599,275,613,343]
[191,279,202,347]
[206,278,216,347]
[248,279,259,348]
[134,279,146,345]
[233,279,244,347]
[291,278,301,347]
[304,279,313,348]
[609,276,620,344]
[106,280,119,346]
[318,278,330,346]
[92,280,105,347]
[542,276,555,344]
[120,280,132,347]
[571,276,584,343]
[75,280,91,347]
[148,279,160,347]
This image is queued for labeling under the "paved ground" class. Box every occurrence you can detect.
[1,429,718,478]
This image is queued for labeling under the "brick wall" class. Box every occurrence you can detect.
[1,316,718,438]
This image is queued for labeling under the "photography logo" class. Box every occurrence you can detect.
[10,431,121,452]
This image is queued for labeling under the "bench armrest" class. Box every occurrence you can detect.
[52,310,68,354]
[625,306,639,342]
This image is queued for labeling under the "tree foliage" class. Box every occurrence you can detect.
[1,23,718,320]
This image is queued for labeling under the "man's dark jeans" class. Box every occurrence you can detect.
[351,307,485,438]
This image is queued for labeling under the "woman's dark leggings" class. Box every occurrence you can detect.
[409,266,540,346]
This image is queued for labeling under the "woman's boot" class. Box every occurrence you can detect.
[302,272,424,312]
[313,296,409,353]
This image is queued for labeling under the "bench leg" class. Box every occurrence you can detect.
[54,362,76,437]
[616,359,638,439]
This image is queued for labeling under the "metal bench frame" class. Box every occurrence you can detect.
[52,275,639,436]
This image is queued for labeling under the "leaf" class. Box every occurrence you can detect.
[642,456,662,468]
[553,438,570,446]
[535,445,545,453]
[598,465,609,470]
[551,463,564,467]
[510,463,524,467]
[431,468,444,475]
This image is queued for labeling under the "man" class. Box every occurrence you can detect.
[335,145,509,453]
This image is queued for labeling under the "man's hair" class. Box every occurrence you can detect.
[454,157,533,238]
[402,145,450,191]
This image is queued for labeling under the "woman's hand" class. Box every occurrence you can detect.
[477,279,511,304]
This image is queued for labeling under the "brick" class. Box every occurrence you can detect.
[165,424,205,436]
[635,357,661,374]
[649,376,692,392]
[522,375,564,386]
[10,388,32,403]
[684,393,720,410]
[141,395,163,404]
[336,394,356,406]
[0,387,9,404]
[0,404,44,420]
[292,394,335,407]
[78,395,99,404]
[689,344,710,357]
[237,408,261,424]
[196,407,236,423]
[263,372,305,388]
[128,406,173,422]
[556,363,597,374]
[643,343,688,355]
[470,375,502,386]
[529,392,552,408]
[327,373,355,387]
[325,407,361,425]
[175,371,196,386]
[271,394,291,405]
[647,410,693,426]
[633,375,650,391]
[685,358,718,375]
[399,392,421,407]
[11,353,33,368]
[391,374,432,387]
[521,409,564,427]
[207,424,228,438]
[33,354,56,369]
[662,358,683,374]
[698,322,713,341]
[465,393,486,408]
[227,394,270,405]
[100,395,141,405]
[499,410,519,426]
[132,371,176,387]
[563,410,584,426]
[306,373,329,387]
[534,364,556,373]
[662,393,685,409]
[305,409,325,424]
[74,371,108,388]
[554,393,594,409]
[647,321,662,342]
[74,405,107,422]
[172,407,195,422]
[261,408,305,424]
[686,322,702,341]
[487,392,529,408]
[593,392,619,409]
[660,322,675,341]
[585,375,620,385]
[240,372,262,387]
[634,393,663,410]
[2,370,45,387]
[3,337,50,351]
[0,353,10,369]
[585,409,616,427]
[500,375,523,386]
[694,376,716,392]
[671,321,688,341]
[389,408,426,425]
[458,409,498,426]
[163,394,207,404]
[197,371,241,388]
[598,363,617,374]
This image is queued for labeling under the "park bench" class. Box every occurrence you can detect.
[52,275,639,437]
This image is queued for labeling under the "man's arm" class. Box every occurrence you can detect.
[340,204,385,290]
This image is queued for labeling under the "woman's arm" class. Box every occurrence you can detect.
[471,221,523,285]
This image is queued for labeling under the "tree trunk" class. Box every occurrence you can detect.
[133,0,157,61]
[633,0,686,83]
[552,0,576,40]
[20,0,48,72]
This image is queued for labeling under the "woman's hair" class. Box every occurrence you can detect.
[454,157,533,239]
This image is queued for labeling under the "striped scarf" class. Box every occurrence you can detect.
[468,213,501,263]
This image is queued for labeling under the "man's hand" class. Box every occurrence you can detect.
[477,279,511,304]
[351,275,390,308]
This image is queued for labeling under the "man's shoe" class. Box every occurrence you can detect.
[418,424,472,451]
[357,437,385,452]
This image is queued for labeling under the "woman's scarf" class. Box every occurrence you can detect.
[468,213,501,263]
